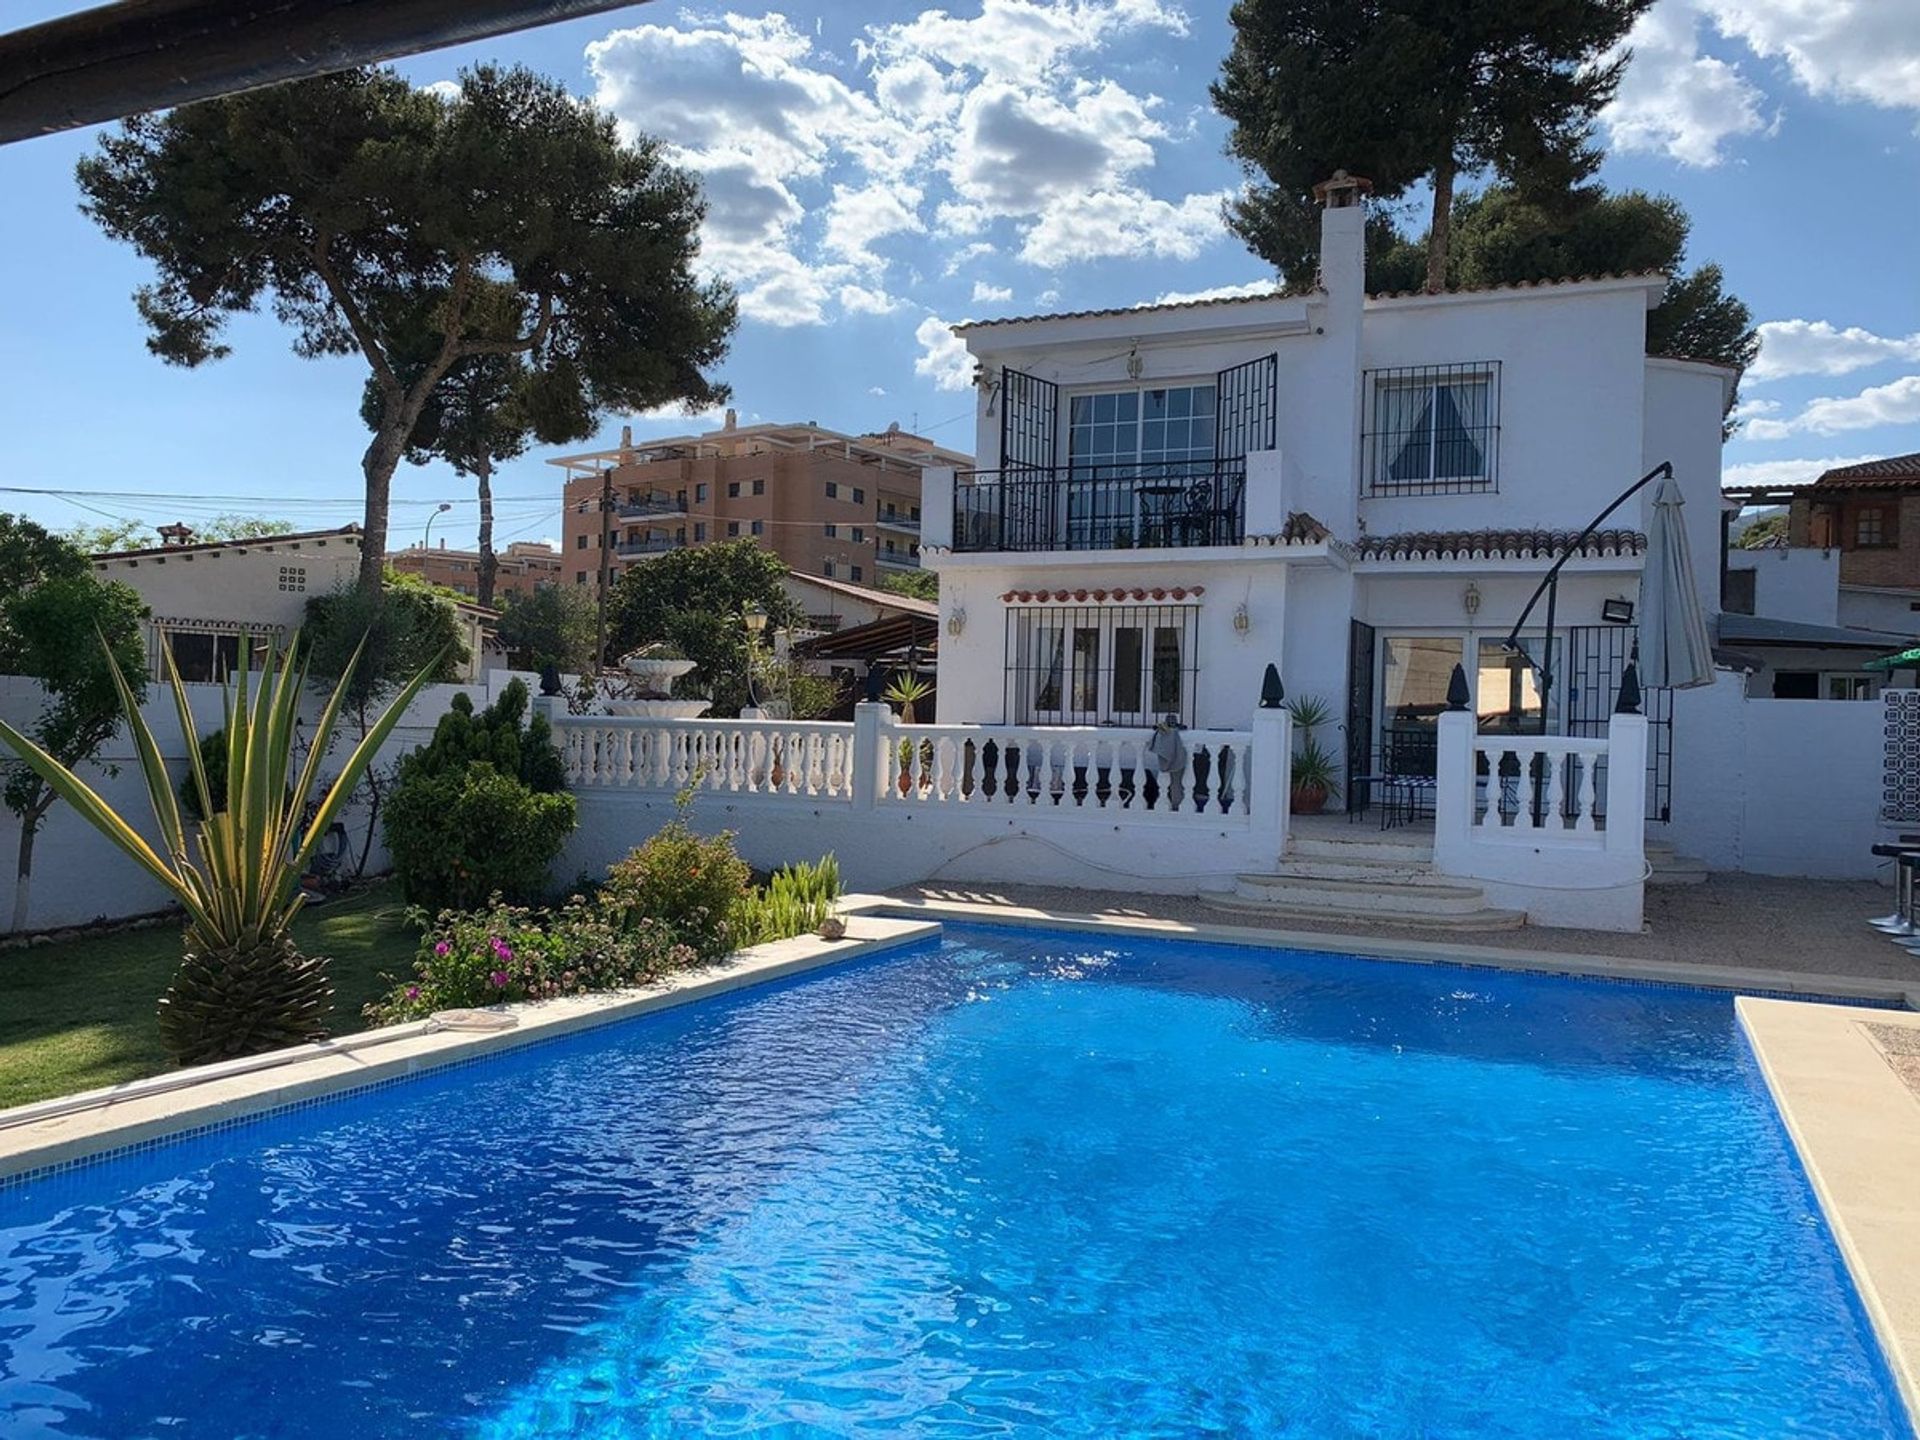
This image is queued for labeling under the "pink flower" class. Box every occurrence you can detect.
[489,970,510,989]
[405,985,420,1000]
[490,937,513,962]
[434,941,450,958]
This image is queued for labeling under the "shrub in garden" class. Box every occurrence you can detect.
[383,679,576,909]
[601,811,751,960]
[368,894,695,1022]
[731,855,842,948]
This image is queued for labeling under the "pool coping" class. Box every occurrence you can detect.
[851,894,1920,1008]
[856,894,1920,1429]
[1740,998,1920,1424]
[0,913,941,1186]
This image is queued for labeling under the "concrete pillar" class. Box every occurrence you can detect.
[1244,449,1286,537]
[1431,709,1476,877]
[1604,713,1649,858]
[851,701,888,811]
[922,467,956,551]
[1249,706,1293,857]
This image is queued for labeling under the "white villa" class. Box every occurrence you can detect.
[922,173,1728,788]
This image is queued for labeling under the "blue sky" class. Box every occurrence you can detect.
[2,0,1918,551]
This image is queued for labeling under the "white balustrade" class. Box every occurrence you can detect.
[1465,733,1611,835]
[558,716,856,801]
[875,722,1256,821]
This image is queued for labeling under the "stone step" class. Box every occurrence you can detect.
[1203,891,1528,932]
[1646,845,1710,886]
[1286,833,1435,866]
[1232,871,1492,916]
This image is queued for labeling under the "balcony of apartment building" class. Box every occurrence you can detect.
[950,459,1245,555]
[876,503,922,537]
[614,531,687,559]
[615,488,689,522]
[877,538,922,569]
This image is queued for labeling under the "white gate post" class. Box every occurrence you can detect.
[1604,712,1648,859]
[1250,706,1292,854]
[852,701,887,812]
[1432,708,1476,875]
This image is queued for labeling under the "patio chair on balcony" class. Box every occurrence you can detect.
[1172,469,1247,547]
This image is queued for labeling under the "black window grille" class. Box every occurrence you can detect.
[1005,604,1199,727]
[1363,361,1500,496]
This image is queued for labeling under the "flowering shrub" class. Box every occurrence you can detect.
[601,813,752,960]
[368,894,694,1022]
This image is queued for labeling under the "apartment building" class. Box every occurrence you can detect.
[388,540,563,600]
[551,412,971,589]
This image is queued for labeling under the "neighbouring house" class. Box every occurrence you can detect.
[550,412,971,590]
[388,539,562,600]
[782,571,940,717]
[781,570,938,638]
[1719,540,1912,699]
[89,523,365,680]
[924,172,1728,828]
[90,522,498,683]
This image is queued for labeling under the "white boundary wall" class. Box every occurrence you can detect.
[555,703,1293,897]
[1662,673,1891,880]
[0,672,543,934]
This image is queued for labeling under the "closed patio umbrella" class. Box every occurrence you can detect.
[1637,475,1716,691]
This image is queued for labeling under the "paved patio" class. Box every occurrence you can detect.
[889,872,1920,987]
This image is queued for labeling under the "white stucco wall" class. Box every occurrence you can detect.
[0,672,542,933]
[1727,547,1841,625]
[1839,586,1920,637]
[1662,671,1892,878]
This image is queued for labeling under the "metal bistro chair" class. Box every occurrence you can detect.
[1175,470,1247,547]
[1350,727,1438,830]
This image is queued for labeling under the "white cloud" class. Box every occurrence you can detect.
[971,280,1014,304]
[1148,278,1281,306]
[420,79,463,103]
[1699,0,1920,113]
[1722,454,1885,489]
[914,315,975,392]
[1743,374,1920,439]
[1021,188,1231,266]
[586,3,1231,327]
[1750,319,1920,383]
[1601,5,1768,166]
[868,385,888,396]
[632,400,728,426]
[839,283,903,316]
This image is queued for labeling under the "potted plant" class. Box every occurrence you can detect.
[1285,694,1342,815]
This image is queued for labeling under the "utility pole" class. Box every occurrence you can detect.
[594,466,613,671]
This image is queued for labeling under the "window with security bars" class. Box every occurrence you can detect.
[1363,362,1499,495]
[1006,605,1199,727]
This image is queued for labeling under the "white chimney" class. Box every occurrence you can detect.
[1313,169,1370,313]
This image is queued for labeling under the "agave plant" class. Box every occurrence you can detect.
[883,670,933,724]
[0,633,442,1066]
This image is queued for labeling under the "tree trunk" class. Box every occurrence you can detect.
[1425,152,1456,294]
[357,426,407,594]
[10,789,49,934]
[475,456,497,610]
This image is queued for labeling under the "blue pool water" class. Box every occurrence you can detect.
[0,925,1910,1438]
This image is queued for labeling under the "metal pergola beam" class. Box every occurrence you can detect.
[0,0,652,146]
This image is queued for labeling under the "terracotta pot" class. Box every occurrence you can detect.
[1290,782,1329,815]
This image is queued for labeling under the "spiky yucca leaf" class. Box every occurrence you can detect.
[0,630,445,1064]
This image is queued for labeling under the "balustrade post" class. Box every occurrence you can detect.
[1432,709,1477,877]
[851,702,887,812]
[1604,713,1648,858]
[1249,707,1291,850]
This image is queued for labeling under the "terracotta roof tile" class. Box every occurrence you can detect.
[1354,528,1645,562]
[953,271,1667,333]
[1813,452,1920,487]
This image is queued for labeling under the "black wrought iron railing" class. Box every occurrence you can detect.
[952,460,1246,554]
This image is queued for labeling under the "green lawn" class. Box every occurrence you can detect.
[0,883,422,1109]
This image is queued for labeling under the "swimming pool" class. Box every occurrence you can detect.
[0,924,1909,1438]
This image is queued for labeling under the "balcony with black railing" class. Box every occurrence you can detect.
[951,461,1246,554]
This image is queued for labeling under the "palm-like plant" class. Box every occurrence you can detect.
[883,671,933,725]
[0,633,441,1066]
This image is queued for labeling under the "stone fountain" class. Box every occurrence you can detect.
[600,649,710,719]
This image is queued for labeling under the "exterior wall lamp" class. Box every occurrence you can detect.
[1233,602,1251,634]
[947,607,966,637]
[1462,581,1481,618]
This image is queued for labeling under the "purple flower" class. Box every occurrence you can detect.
[489,936,513,962]
[434,941,450,958]
[405,985,420,1000]
[489,970,510,989]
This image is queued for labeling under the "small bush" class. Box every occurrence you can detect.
[368,893,695,1023]
[731,855,842,948]
[601,812,752,960]
[384,679,576,909]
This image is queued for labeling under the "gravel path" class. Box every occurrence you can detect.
[888,873,1920,986]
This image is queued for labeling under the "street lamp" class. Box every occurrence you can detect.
[422,501,453,550]
[742,603,768,710]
